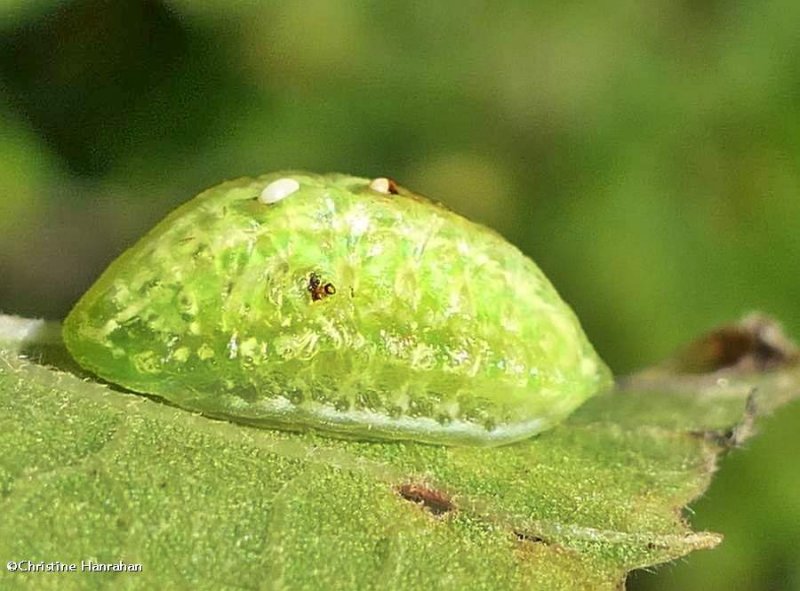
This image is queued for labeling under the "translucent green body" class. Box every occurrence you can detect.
[63,172,612,446]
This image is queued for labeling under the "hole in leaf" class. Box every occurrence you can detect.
[514,531,549,545]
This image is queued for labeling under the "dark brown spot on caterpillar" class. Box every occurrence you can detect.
[395,483,454,516]
[308,272,336,302]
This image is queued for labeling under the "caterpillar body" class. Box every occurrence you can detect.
[63,172,612,446]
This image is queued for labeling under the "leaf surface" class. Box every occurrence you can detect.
[1,314,798,590]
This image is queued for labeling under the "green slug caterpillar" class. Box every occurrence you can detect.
[63,171,612,446]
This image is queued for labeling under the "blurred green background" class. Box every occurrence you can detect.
[1,1,798,588]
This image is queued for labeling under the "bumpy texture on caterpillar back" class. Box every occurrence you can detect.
[63,172,612,446]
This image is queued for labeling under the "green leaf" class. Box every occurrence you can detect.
[1,314,798,590]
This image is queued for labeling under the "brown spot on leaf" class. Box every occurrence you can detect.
[395,483,454,516]
[667,313,799,374]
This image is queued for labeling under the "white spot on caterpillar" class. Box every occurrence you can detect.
[369,177,398,195]
[259,178,300,204]
[369,177,390,193]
